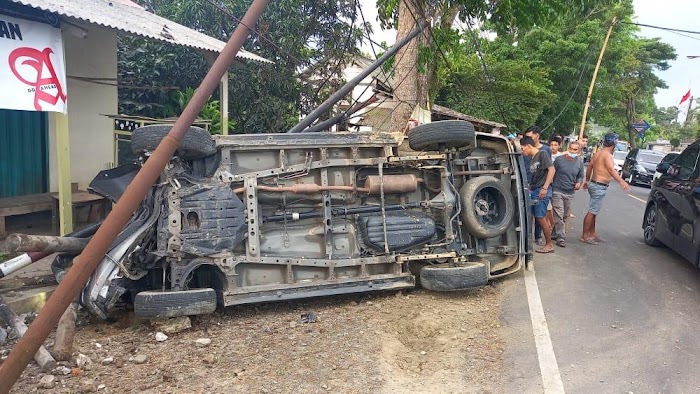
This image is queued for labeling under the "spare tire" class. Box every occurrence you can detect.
[419,262,488,291]
[408,120,476,151]
[131,125,216,160]
[460,176,515,239]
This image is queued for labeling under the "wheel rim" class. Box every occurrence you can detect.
[644,207,656,242]
[474,187,505,226]
[628,173,633,183]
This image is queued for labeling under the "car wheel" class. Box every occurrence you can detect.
[419,262,488,291]
[643,204,661,247]
[131,125,216,160]
[134,288,218,319]
[408,120,476,151]
[460,176,515,239]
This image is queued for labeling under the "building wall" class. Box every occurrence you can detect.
[341,63,375,132]
[48,24,117,191]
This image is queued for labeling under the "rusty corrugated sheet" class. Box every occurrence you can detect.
[10,0,272,63]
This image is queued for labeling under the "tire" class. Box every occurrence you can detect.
[134,288,217,319]
[408,120,476,151]
[131,125,216,160]
[643,204,662,247]
[460,176,515,239]
[419,262,488,291]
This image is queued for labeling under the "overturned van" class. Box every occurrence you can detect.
[77,120,532,319]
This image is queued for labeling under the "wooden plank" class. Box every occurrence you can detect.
[49,191,105,204]
[0,194,54,216]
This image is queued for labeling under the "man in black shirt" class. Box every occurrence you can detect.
[521,136,556,253]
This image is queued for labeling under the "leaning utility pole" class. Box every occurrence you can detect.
[579,16,618,141]
[0,0,271,391]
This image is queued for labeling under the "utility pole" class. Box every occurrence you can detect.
[579,16,618,141]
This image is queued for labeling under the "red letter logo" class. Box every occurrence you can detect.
[9,47,67,111]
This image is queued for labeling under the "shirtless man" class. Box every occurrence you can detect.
[581,133,630,244]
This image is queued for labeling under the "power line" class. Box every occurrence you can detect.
[203,0,304,65]
[462,16,510,125]
[541,47,595,134]
[311,0,359,102]
[339,2,415,128]
[620,21,700,36]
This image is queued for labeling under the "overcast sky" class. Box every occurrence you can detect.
[634,0,700,112]
[359,0,699,114]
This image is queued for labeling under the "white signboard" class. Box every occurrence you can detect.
[0,14,67,113]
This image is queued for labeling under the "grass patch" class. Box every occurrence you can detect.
[0,252,19,263]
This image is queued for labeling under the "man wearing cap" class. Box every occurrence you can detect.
[581,133,631,244]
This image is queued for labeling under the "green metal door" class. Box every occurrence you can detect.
[0,109,49,197]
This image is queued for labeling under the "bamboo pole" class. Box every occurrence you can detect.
[579,16,618,141]
[55,113,73,235]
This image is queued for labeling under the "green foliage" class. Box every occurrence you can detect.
[670,137,681,147]
[375,0,675,142]
[436,38,557,130]
[118,0,362,133]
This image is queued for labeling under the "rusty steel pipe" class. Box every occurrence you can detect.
[453,168,512,176]
[3,234,89,253]
[0,0,270,390]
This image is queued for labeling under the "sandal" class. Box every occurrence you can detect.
[535,238,545,246]
[536,246,554,253]
[580,238,598,245]
[556,239,566,247]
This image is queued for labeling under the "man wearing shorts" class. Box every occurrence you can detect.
[524,126,550,245]
[521,136,555,253]
[581,133,630,244]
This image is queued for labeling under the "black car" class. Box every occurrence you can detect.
[643,140,700,265]
[621,149,666,186]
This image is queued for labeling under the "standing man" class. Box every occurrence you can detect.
[581,133,631,244]
[521,136,556,253]
[551,141,585,247]
[524,126,550,245]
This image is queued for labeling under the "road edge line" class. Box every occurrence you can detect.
[628,194,646,203]
[524,266,565,393]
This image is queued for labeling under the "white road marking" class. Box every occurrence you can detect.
[524,266,565,393]
[628,194,646,203]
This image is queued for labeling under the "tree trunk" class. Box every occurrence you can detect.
[390,0,423,135]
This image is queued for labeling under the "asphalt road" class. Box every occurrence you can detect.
[500,182,700,393]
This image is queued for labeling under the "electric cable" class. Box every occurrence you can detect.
[541,47,595,133]
[311,0,359,103]
[620,21,700,36]
[204,0,304,65]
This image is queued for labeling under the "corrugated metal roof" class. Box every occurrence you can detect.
[10,0,272,63]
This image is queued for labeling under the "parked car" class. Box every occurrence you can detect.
[70,121,532,320]
[616,140,630,152]
[643,139,700,266]
[613,150,627,174]
[621,149,666,186]
[653,152,680,181]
